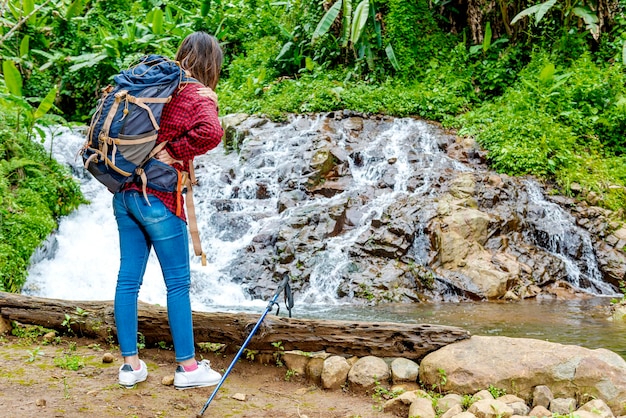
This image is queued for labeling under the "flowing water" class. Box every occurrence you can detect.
[22,118,626,357]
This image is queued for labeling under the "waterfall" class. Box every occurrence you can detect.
[524,181,615,295]
[23,115,617,311]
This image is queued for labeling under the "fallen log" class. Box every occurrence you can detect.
[0,292,470,359]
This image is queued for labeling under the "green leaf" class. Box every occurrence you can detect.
[510,0,557,25]
[66,0,85,19]
[151,8,164,34]
[483,22,492,53]
[385,43,400,71]
[341,0,352,48]
[2,61,23,97]
[201,0,211,17]
[622,39,626,67]
[19,35,29,58]
[0,93,30,110]
[572,7,599,38]
[305,56,314,71]
[33,86,57,120]
[350,0,369,46]
[23,0,35,24]
[276,41,293,61]
[312,0,342,42]
[369,0,381,48]
[538,63,555,83]
[469,44,482,55]
[67,52,109,72]
[533,0,557,25]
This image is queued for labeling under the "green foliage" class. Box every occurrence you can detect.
[11,323,54,341]
[458,51,626,211]
[381,0,456,77]
[26,346,44,363]
[431,368,447,394]
[54,354,85,371]
[0,100,84,292]
[487,384,507,398]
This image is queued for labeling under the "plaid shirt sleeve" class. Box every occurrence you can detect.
[129,82,223,222]
[158,82,223,173]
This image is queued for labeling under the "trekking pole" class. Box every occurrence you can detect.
[197,273,293,417]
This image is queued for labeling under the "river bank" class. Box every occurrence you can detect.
[0,332,395,418]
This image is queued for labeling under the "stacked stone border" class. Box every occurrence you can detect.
[278,350,623,418]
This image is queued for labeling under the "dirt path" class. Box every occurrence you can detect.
[0,333,398,418]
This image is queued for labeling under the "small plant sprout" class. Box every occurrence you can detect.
[26,346,44,363]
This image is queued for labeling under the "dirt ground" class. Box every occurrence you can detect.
[0,333,399,418]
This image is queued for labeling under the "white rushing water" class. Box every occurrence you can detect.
[23,126,260,311]
[23,117,616,313]
[524,181,614,295]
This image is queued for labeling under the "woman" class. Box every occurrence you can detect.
[113,32,224,390]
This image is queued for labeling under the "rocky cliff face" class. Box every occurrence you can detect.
[212,111,626,303]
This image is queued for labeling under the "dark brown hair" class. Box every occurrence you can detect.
[175,32,223,90]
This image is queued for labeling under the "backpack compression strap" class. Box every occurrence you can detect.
[183,160,207,266]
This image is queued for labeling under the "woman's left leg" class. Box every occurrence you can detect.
[142,202,195,363]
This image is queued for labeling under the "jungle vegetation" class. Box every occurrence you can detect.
[1,0,625,291]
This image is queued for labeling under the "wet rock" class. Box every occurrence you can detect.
[216,113,624,302]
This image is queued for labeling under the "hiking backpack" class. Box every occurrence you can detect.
[80,54,208,265]
[81,54,189,194]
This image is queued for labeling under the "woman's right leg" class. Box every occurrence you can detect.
[113,191,151,359]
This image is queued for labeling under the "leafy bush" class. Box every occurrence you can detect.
[0,102,84,292]
[381,0,456,78]
[458,51,626,211]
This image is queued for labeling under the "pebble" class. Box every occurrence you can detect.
[232,393,246,401]
[101,353,115,363]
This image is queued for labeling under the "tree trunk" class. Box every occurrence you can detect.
[0,292,470,359]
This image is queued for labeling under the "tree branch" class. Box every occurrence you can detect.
[0,0,53,48]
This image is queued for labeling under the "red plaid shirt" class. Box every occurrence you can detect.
[126,82,223,221]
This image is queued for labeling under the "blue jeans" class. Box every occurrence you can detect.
[113,190,195,362]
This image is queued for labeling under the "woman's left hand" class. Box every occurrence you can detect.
[155,149,182,166]
[198,87,218,105]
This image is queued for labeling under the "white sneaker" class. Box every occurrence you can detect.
[118,360,148,388]
[174,359,221,390]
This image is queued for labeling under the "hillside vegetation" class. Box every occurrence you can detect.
[1,0,625,291]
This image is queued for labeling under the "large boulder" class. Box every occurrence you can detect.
[419,336,626,413]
